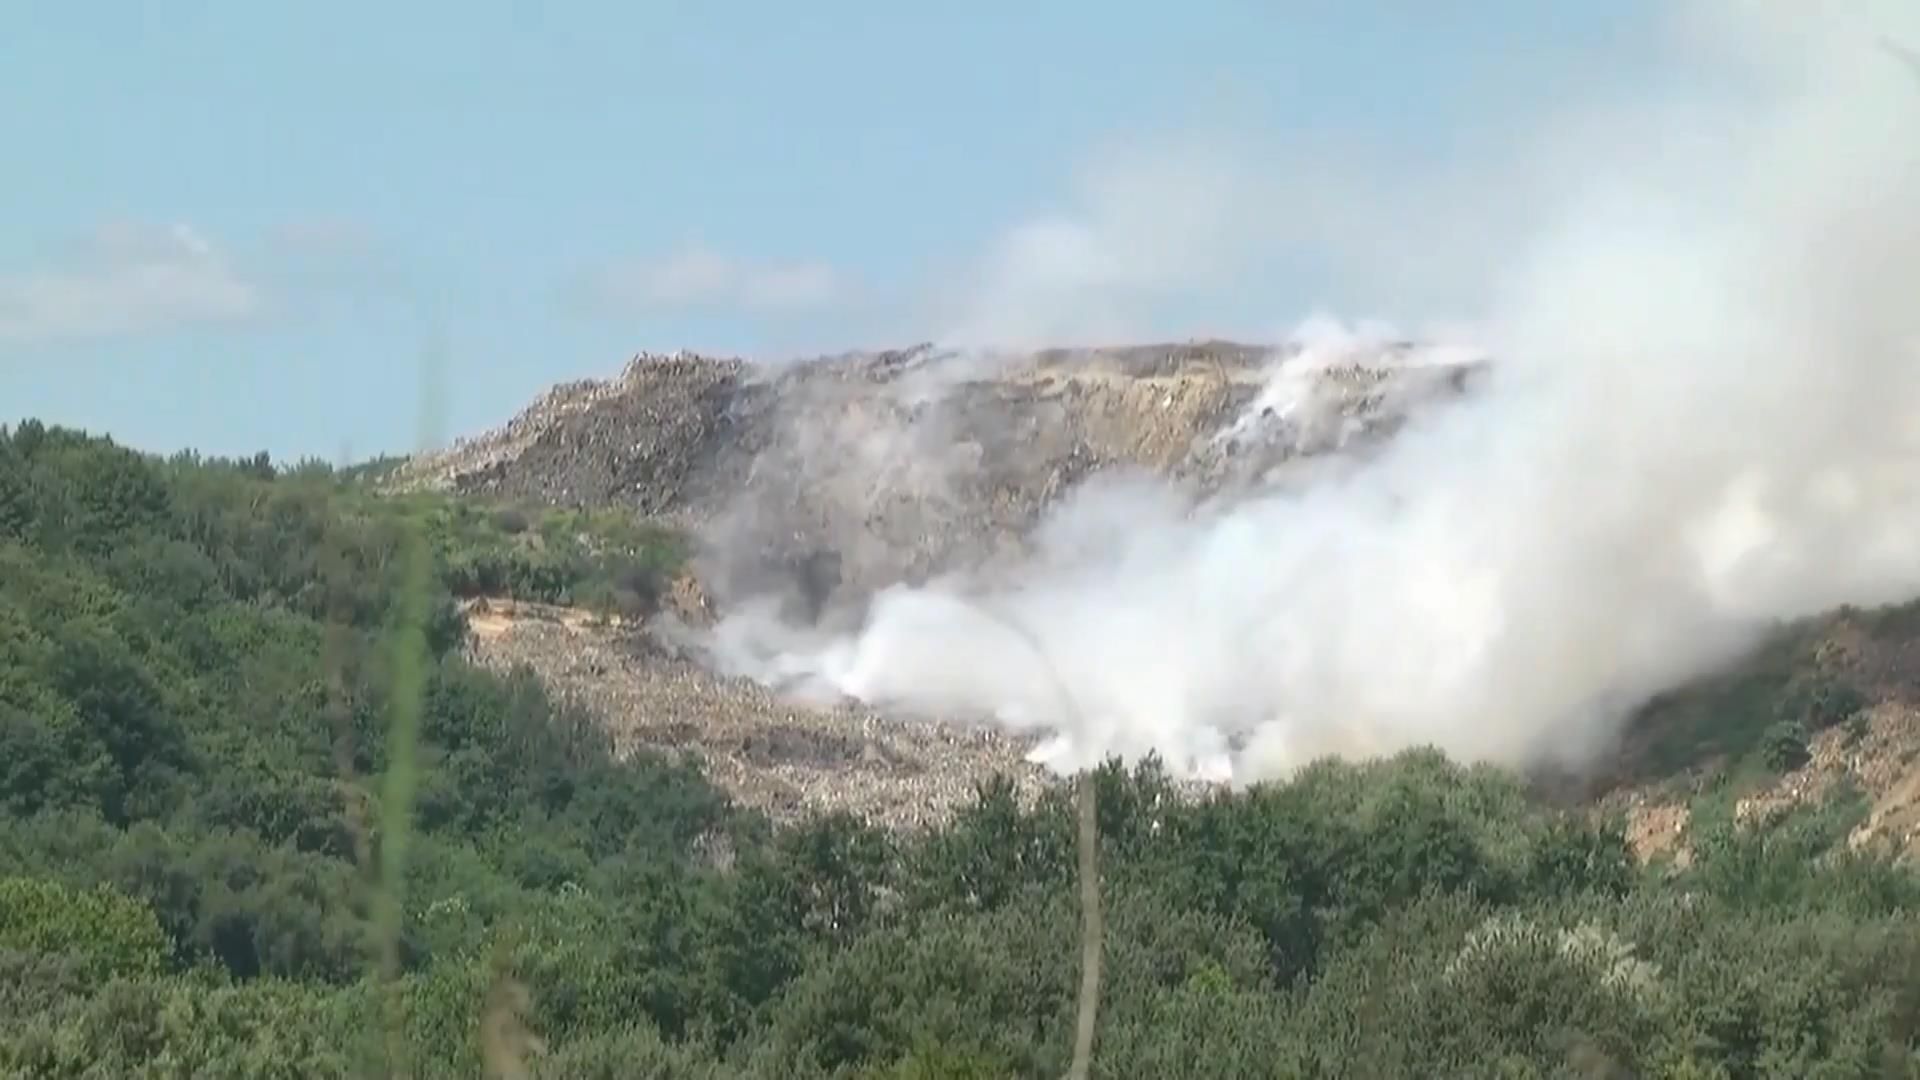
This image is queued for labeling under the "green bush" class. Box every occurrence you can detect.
[6,422,1920,1075]
[1760,718,1812,772]
[1778,676,1868,732]
[0,876,169,979]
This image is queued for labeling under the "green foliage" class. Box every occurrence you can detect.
[407,492,687,617]
[0,425,732,1073]
[1778,675,1869,732]
[857,1036,1012,1080]
[1761,717,1813,772]
[529,1019,727,1079]
[0,877,168,980]
[0,975,374,1079]
[4,422,1920,1075]
[1622,622,1871,782]
[1625,630,1806,777]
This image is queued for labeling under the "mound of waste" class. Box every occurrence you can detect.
[397,338,1496,823]
[394,340,1486,623]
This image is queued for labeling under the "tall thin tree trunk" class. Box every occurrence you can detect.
[1068,771,1102,1080]
[961,599,1104,1079]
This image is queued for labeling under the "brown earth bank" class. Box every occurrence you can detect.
[1597,605,1920,865]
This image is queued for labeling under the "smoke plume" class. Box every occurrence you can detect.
[714,2,1920,783]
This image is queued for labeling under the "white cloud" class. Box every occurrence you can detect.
[0,222,261,345]
[587,245,844,315]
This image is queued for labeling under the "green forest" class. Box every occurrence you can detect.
[3,420,1920,1078]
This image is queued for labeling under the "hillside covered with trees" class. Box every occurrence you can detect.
[3,422,1920,1077]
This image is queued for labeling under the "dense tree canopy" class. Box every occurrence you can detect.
[3,422,1919,1077]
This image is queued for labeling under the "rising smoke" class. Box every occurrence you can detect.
[711,2,1920,784]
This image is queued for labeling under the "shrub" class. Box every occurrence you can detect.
[489,505,532,535]
[1759,719,1811,772]
[1777,676,1867,732]
[0,876,169,979]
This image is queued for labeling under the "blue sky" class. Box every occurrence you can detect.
[0,2,1663,460]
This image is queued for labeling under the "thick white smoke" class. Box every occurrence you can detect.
[721,3,1920,783]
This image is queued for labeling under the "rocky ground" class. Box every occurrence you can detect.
[1611,701,1920,866]
[1603,608,1920,865]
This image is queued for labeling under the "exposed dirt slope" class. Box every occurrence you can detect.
[460,596,1049,829]
[1600,604,1920,863]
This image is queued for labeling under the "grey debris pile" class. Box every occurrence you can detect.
[405,339,1488,828]
[463,603,1051,830]
[394,340,1484,615]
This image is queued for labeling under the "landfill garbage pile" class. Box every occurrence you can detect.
[392,339,1487,825]
[393,340,1486,621]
